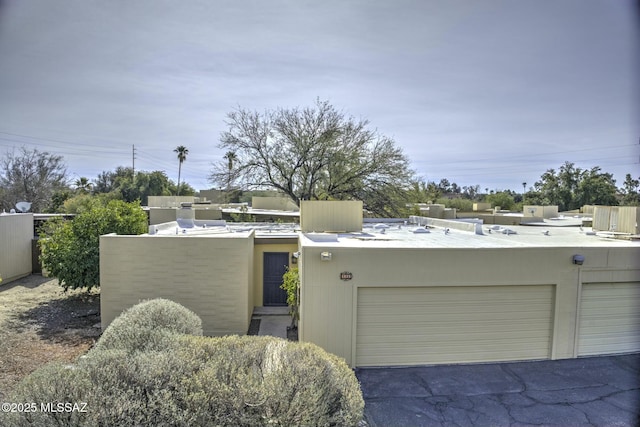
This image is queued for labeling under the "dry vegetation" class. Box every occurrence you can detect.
[0,275,100,400]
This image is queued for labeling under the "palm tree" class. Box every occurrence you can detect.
[174,146,189,195]
[74,177,93,194]
[522,182,527,203]
[223,151,238,194]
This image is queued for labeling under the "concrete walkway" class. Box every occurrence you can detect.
[252,306,291,339]
[356,353,640,427]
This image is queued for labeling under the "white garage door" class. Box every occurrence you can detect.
[578,282,640,356]
[356,285,555,367]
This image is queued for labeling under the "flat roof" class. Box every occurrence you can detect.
[146,218,638,248]
[147,220,299,239]
[300,221,640,249]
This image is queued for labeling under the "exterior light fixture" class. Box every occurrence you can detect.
[291,252,300,264]
[572,254,585,265]
[320,251,332,261]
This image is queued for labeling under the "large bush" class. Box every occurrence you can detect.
[5,300,364,427]
[39,199,147,291]
[93,298,203,353]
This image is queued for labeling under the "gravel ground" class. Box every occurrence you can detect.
[0,275,100,400]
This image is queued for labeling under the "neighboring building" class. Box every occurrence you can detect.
[100,201,640,368]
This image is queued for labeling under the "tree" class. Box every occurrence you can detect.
[461,185,480,200]
[620,174,639,206]
[74,177,93,194]
[574,167,618,207]
[485,191,516,210]
[209,100,413,216]
[0,147,68,212]
[223,151,238,201]
[39,200,147,291]
[92,167,193,205]
[94,170,116,193]
[174,145,189,196]
[530,161,618,211]
[45,189,73,213]
[437,178,451,194]
[407,180,442,204]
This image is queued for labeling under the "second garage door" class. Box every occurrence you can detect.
[356,285,555,367]
[578,282,640,356]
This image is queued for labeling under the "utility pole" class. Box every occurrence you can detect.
[132,144,137,177]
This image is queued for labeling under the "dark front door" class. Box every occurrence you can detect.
[263,252,289,306]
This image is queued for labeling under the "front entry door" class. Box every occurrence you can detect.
[263,252,289,306]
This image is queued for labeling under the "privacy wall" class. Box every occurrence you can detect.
[0,213,33,283]
[100,231,254,336]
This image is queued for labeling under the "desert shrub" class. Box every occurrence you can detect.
[5,351,196,427]
[93,298,202,353]
[174,335,364,426]
[77,350,196,426]
[3,362,92,427]
[7,300,363,427]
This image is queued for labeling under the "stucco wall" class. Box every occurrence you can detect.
[147,196,196,208]
[299,243,640,367]
[523,205,559,218]
[149,208,176,225]
[199,190,226,204]
[100,232,254,336]
[0,213,33,283]
[300,201,363,232]
[593,206,640,234]
[252,196,299,212]
[195,208,223,220]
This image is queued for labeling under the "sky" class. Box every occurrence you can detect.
[0,0,638,193]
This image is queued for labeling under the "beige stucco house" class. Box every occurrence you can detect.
[100,201,640,367]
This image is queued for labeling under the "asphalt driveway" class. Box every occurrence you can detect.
[356,353,640,427]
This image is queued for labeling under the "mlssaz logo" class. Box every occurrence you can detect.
[41,402,88,413]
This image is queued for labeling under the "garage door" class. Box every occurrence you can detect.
[356,285,555,367]
[578,282,640,356]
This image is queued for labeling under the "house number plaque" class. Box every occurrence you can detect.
[340,272,353,281]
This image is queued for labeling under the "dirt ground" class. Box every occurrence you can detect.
[0,275,101,400]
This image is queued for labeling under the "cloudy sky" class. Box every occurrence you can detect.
[0,0,637,192]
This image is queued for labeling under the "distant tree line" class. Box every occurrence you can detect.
[0,147,195,213]
[2,106,638,215]
[209,100,638,215]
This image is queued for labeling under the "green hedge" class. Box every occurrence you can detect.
[6,300,364,427]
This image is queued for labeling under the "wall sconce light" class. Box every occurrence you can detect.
[320,251,332,261]
[572,254,585,265]
[291,251,300,264]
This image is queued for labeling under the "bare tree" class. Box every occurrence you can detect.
[0,147,68,212]
[209,100,413,216]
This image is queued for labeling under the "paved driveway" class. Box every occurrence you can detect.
[356,354,640,427]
